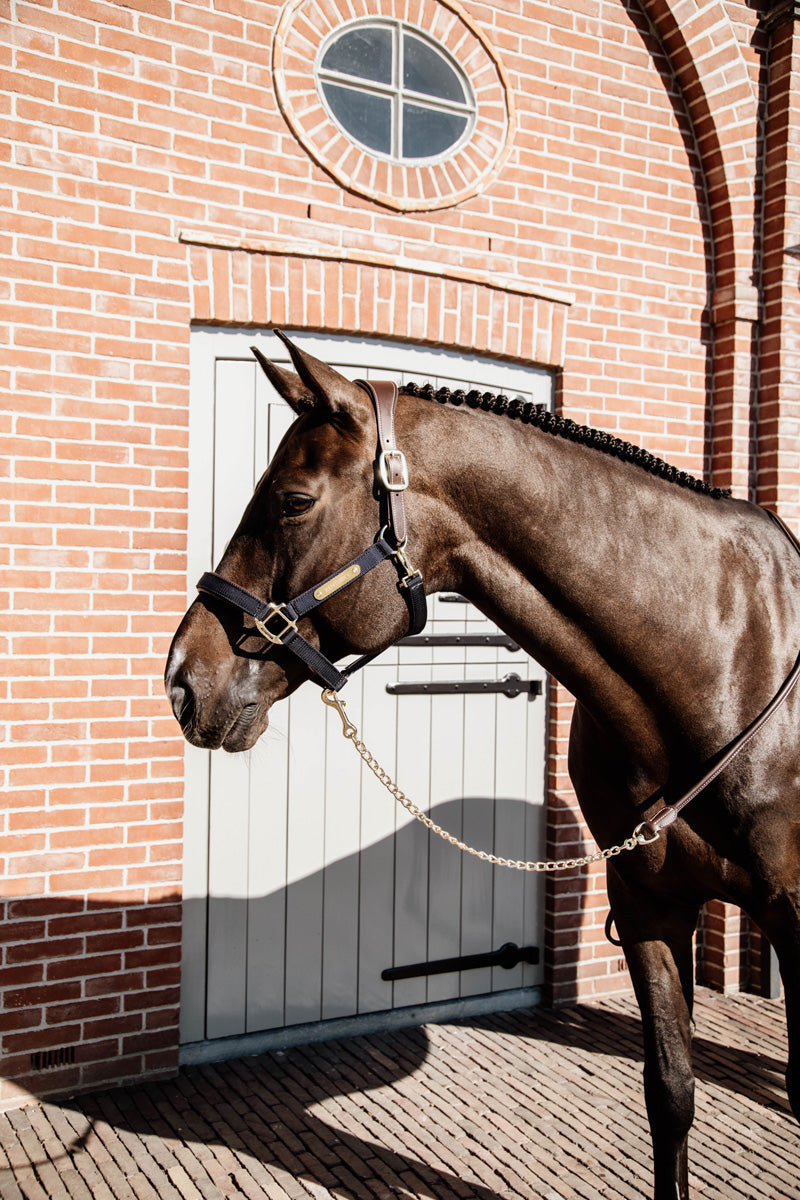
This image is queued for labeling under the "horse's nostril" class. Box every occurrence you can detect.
[169,683,184,721]
[167,667,196,729]
[177,688,196,728]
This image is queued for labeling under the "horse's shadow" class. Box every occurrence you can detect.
[3,782,791,1200]
[27,995,789,1200]
[475,1001,791,1115]
[67,1022,509,1200]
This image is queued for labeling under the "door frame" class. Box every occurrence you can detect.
[180,328,553,1063]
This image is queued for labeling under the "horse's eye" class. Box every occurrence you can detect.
[280,493,316,518]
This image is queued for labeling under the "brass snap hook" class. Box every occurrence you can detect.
[321,688,357,739]
[633,821,661,845]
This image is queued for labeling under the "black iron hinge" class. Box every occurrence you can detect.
[382,942,539,982]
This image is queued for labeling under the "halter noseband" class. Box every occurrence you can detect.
[194,379,427,693]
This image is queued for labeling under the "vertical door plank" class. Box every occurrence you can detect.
[179,746,211,1044]
[523,673,547,989]
[206,753,251,1039]
[283,681,327,1026]
[211,360,259,560]
[245,376,294,1032]
[426,657,465,1003]
[423,584,467,1005]
[186,334,217,590]
[357,653,400,1014]
[321,687,363,1020]
[204,359,258,1040]
[459,663,497,998]
[391,656,433,1010]
[245,707,291,1033]
[265,389,295,458]
[491,652,537,993]
[180,336,217,1044]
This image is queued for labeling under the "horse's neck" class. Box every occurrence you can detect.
[405,399,756,766]
[414,401,687,644]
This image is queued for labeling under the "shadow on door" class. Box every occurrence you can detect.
[183,793,552,1052]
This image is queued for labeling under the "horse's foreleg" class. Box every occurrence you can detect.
[755,895,800,1123]
[781,968,800,1124]
[608,866,699,1200]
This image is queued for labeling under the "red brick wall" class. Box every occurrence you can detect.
[1,0,781,1105]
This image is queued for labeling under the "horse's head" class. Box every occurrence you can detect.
[165,334,427,752]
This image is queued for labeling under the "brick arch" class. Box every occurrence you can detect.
[640,0,759,305]
[639,0,761,495]
[181,232,572,368]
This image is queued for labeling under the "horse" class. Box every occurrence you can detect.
[165,331,800,1200]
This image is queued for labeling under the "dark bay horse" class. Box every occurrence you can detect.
[166,332,800,1200]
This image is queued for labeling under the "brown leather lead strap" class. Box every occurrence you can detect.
[640,508,800,840]
[642,640,800,838]
[355,379,408,547]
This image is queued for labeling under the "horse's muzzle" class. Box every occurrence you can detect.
[164,653,268,752]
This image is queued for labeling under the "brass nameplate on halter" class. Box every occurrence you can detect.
[314,564,361,601]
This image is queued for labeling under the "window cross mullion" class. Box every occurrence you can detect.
[316,17,476,166]
[393,23,403,161]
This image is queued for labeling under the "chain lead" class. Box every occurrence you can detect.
[321,689,653,871]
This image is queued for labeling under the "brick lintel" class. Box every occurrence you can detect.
[178,228,575,309]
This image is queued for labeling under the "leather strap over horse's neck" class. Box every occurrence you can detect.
[355,379,408,549]
[639,507,800,839]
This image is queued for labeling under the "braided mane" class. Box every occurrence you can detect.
[400,381,730,500]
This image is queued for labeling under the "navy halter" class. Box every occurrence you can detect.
[195,377,427,692]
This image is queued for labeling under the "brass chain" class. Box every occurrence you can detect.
[321,689,653,872]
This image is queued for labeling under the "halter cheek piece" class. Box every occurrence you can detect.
[194,380,427,693]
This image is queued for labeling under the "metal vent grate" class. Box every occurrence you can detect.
[30,1045,76,1072]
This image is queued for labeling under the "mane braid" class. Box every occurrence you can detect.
[400,381,731,500]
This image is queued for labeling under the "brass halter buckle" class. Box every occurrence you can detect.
[254,602,299,645]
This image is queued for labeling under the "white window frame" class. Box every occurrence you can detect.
[315,17,477,166]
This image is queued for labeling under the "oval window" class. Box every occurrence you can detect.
[316,20,476,163]
[273,0,514,213]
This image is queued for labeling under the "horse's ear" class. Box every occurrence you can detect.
[271,330,371,429]
[251,346,315,416]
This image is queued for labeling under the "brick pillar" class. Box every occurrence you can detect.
[698,2,800,997]
[698,5,800,997]
[697,286,760,991]
[709,284,760,499]
[696,900,747,993]
[744,0,800,993]
[755,2,800,527]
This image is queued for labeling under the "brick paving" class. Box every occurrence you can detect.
[0,988,797,1200]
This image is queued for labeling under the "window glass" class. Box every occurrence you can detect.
[403,32,464,102]
[402,104,468,159]
[317,19,475,164]
[321,83,392,156]
[320,27,393,85]
[275,0,513,211]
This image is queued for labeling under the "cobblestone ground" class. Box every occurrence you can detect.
[1,989,797,1200]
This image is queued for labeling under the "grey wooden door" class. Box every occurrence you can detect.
[181,331,552,1046]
